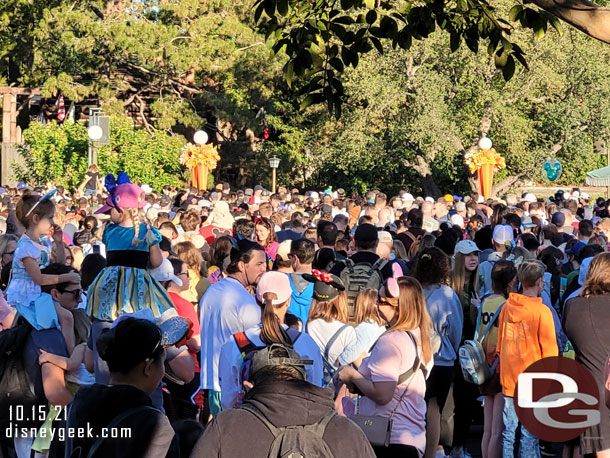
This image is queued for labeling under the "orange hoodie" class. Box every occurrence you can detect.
[496,292,558,397]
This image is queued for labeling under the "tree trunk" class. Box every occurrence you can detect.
[532,0,610,45]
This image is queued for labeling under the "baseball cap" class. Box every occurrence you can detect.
[198,199,212,208]
[444,194,454,202]
[521,215,536,228]
[249,343,313,381]
[566,241,586,256]
[244,188,254,196]
[141,184,153,194]
[454,240,480,255]
[551,212,566,227]
[450,214,464,228]
[275,240,293,262]
[254,185,264,192]
[581,192,590,200]
[493,224,514,245]
[355,223,378,243]
[401,193,414,202]
[309,191,320,200]
[425,197,435,203]
[455,202,466,212]
[149,258,183,287]
[522,193,537,203]
[256,271,292,305]
[17,182,28,190]
[378,231,393,244]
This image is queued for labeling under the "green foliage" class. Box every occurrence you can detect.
[254,0,572,115]
[13,117,187,190]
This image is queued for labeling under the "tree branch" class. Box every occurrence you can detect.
[135,95,154,133]
[532,0,610,44]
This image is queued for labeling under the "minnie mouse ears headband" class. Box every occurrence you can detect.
[302,269,345,301]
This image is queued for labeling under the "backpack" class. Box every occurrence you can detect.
[321,324,350,386]
[0,316,45,430]
[233,329,302,406]
[403,231,422,260]
[339,258,387,320]
[240,403,336,458]
[458,302,503,385]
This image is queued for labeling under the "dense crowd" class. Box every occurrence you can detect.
[1,167,610,458]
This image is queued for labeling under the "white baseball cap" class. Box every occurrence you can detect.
[450,214,465,228]
[493,224,514,245]
[425,196,435,203]
[401,193,414,202]
[150,258,182,287]
[522,193,537,203]
[378,231,393,243]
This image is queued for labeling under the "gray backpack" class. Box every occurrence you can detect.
[240,403,336,458]
[339,258,387,320]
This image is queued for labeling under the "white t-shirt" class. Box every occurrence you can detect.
[218,325,324,409]
[199,277,261,391]
[306,318,356,370]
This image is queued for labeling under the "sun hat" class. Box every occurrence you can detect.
[455,240,480,255]
[256,271,293,305]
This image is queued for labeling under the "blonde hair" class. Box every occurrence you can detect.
[308,292,349,323]
[580,253,610,298]
[70,245,85,271]
[354,288,383,325]
[128,208,142,245]
[451,252,481,302]
[387,277,432,364]
[517,259,545,288]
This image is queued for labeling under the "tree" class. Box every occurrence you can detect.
[262,16,610,196]
[254,0,610,115]
[13,116,186,190]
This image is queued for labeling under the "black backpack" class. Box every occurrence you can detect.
[0,317,46,431]
[338,258,387,321]
[240,403,336,458]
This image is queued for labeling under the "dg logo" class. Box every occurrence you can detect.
[515,356,600,442]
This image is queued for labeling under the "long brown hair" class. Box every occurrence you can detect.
[580,253,610,298]
[308,292,349,323]
[451,252,480,302]
[260,292,292,346]
[387,277,432,364]
[174,241,204,275]
[354,288,383,325]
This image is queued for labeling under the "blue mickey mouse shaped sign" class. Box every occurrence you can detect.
[543,159,562,181]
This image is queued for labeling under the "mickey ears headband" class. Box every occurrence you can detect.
[105,172,131,212]
[25,189,57,218]
[302,270,345,291]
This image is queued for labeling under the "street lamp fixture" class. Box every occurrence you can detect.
[269,156,280,193]
[193,130,208,145]
[478,136,492,150]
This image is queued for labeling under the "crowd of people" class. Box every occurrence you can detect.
[1,169,610,458]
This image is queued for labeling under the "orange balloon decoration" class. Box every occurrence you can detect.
[180,143,220,191]
[465,147,506,199]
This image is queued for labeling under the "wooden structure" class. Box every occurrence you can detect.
[1,87,41,186]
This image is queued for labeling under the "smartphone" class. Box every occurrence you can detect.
[92,244,101,255]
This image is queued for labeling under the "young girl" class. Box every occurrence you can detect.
[86,173,174,322]
[340,288,386,368]
[6,190,80,351]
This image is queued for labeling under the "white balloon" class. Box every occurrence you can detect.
[88,125,103,141]
[193,130,209,145]
[478,137,492,150]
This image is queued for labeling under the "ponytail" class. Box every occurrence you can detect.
[128,208,142,245]
[259,292,292,347]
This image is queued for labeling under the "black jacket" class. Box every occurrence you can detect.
[191,379,375,458]
[50,384,176,458]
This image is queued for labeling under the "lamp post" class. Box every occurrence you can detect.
[88,108,109,166]
[193,130,209,190]
[87,125,103,166]
[269,156,280,194]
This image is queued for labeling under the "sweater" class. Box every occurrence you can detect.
[496,293,559,397]
[423,284,463,366]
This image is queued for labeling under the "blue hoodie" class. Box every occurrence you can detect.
[423,284,464,366]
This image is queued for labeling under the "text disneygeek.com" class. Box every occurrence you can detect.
[5,424,132,441]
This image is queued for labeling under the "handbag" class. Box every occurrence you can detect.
[350,331,423,447]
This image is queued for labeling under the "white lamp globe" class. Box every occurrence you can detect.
[193,130,208,145]
[478,137,492,150]
[88,125,103,141]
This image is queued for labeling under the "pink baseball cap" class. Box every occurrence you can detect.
[256,271,292,305]
[95,183,147,214]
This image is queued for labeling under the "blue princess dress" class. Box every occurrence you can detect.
[86,223,175,321]
[6,233,58,329]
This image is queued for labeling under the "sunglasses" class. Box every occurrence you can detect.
[25,189,57,218]
[60,288,82,299]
